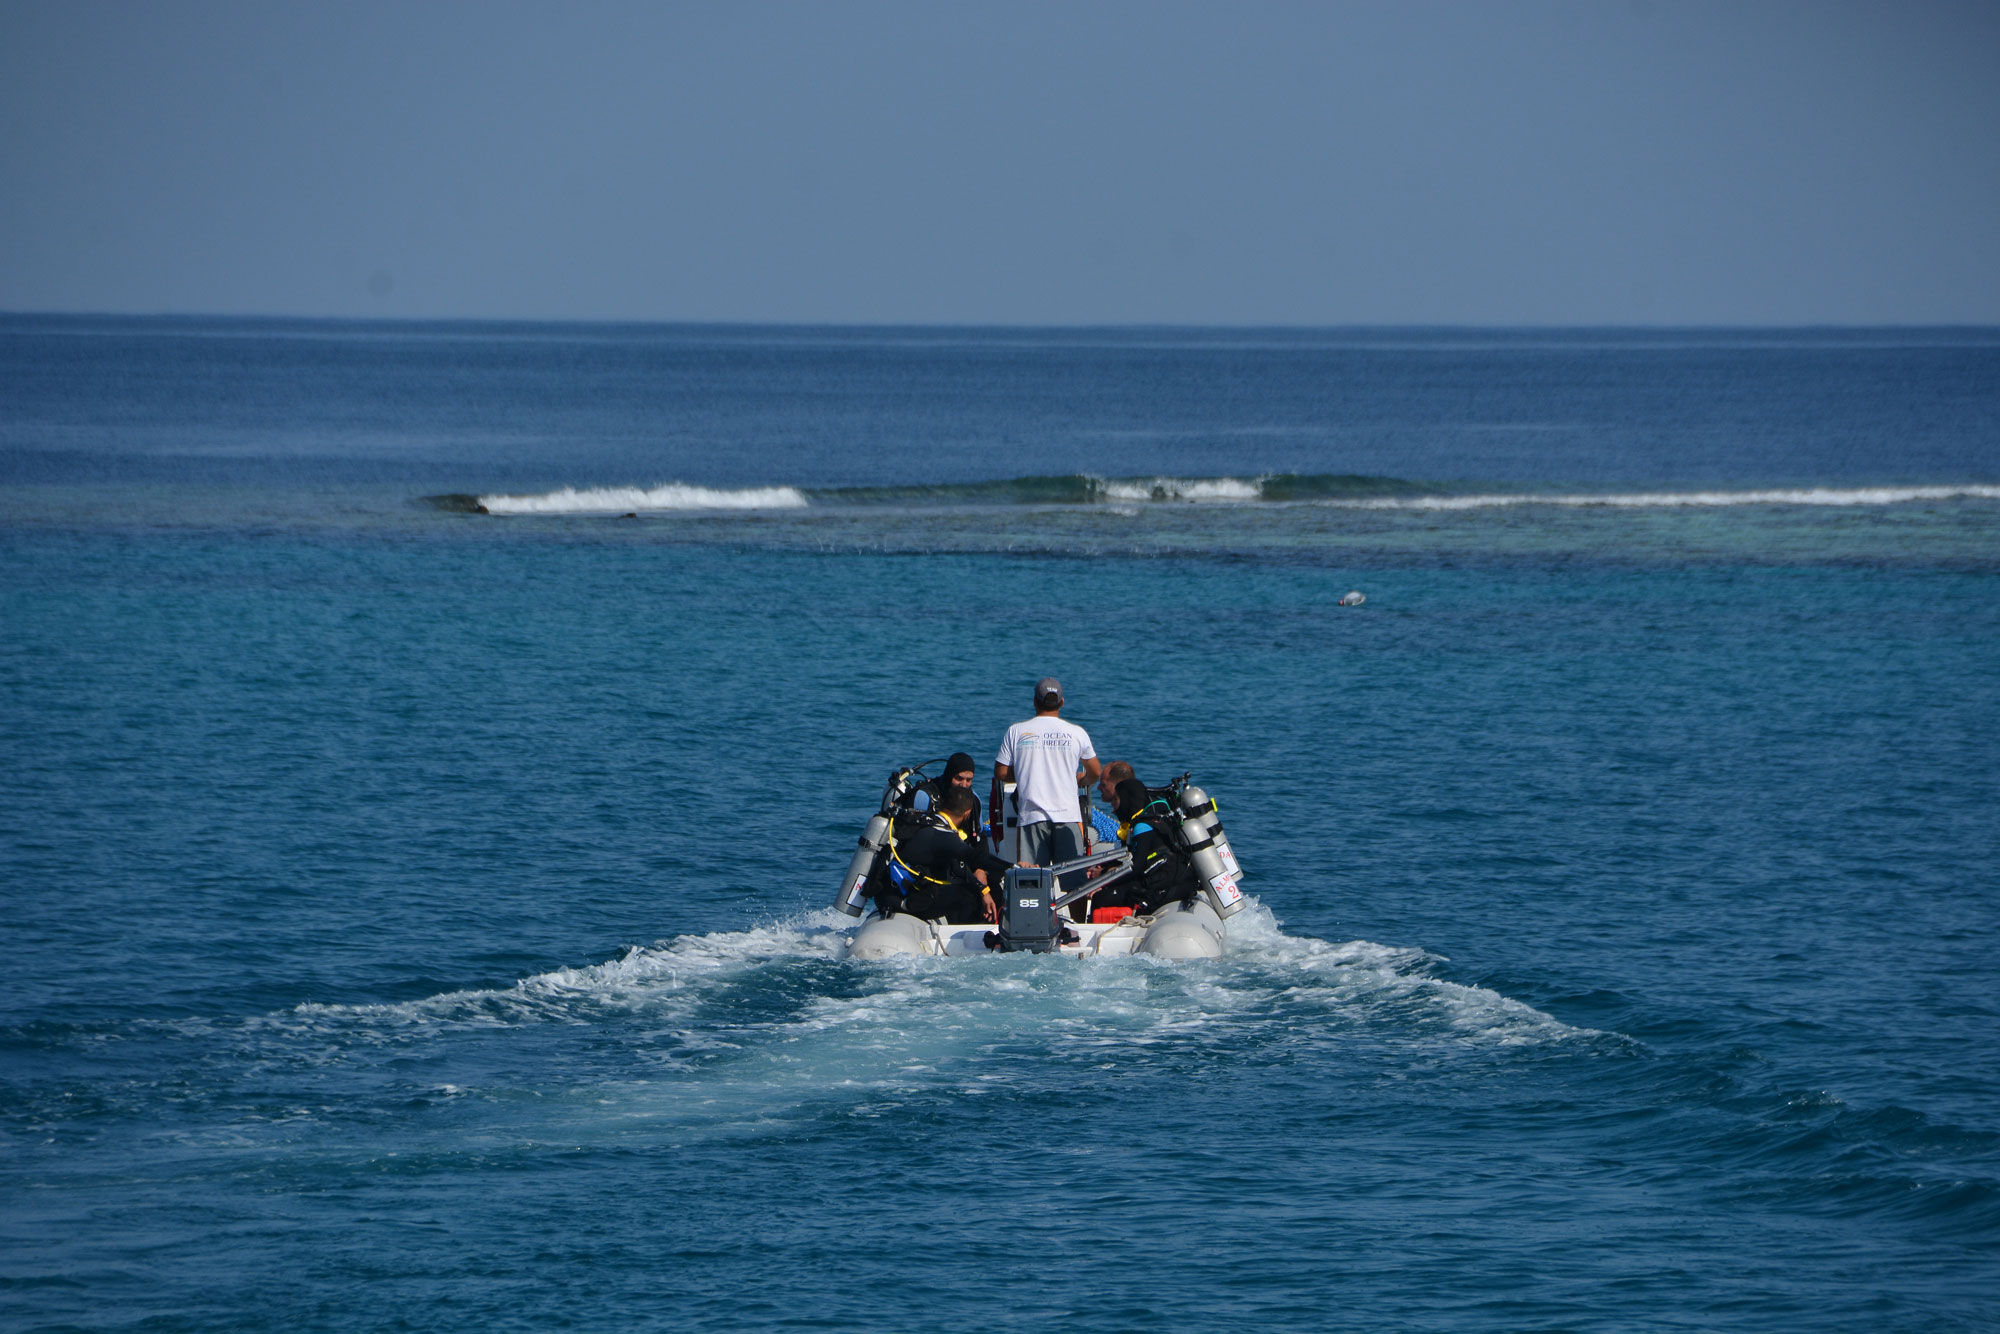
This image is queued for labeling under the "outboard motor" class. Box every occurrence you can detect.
[835,768,919,917]
[1174,783,1246,917]
[994,866,1060,952]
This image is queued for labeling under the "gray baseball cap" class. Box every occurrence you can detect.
[1035,676,1063,700]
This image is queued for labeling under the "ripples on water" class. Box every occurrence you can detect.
[10,894,1996,1329]
[4,321,1998,1330]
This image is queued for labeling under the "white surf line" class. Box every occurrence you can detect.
[478,483,811,514]
[1326,485,2000,511]
[1097,476,1265,502]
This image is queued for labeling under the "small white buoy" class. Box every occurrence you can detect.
[1337,590,1366,606]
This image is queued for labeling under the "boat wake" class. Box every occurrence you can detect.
[230,904,1607,1141]
[273,903,1597,1055]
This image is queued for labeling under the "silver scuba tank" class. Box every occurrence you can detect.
[1175,783,1245,917]
[836,809,893,916]
[835,769,916,917]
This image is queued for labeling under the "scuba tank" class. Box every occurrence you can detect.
[835,767,921,917]
[835,809,892,917]
[1172,781,1246,917]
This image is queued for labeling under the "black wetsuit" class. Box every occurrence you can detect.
[1093,805,1201,914]
[885,815,1010,922]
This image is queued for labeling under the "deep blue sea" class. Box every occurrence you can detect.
[4,317,1999,1331]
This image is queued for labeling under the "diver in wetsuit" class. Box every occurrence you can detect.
[884,787,1010,922]
[893,753,981,841]
[1091,778,1202,915]
[917,753,982,833]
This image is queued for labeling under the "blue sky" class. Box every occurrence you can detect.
[2,0,1996,324]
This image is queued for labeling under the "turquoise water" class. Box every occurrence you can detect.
[4,320,1999,1330]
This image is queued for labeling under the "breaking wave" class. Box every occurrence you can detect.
[1098,476,1262,502]
[423,476,2000,515]
[421,473,1420,513]
[802,473,1420,505]
[452,483,811,515]
[1328,484,2000,511]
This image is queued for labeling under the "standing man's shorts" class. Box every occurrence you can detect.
[1020,821,1082,867]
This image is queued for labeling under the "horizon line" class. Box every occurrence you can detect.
[5,309,2000,336]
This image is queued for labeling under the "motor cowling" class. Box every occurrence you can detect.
[1175,783,1245,917]
[994,866,1060,952]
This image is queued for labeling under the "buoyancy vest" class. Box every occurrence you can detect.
[1118,800,1200,906]
[887,812,969,893]
[1116,796,1181,849]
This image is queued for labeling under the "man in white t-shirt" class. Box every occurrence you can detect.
[994,677,1102,866]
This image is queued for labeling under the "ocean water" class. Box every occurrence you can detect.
[3,317,1998,1331]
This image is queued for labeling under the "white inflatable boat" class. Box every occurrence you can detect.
[847,893,1230,959]
[834,764,1247,961]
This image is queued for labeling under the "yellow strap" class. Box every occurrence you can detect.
[889,845,951,886]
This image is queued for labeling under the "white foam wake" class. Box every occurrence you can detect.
[270,904,1591,1057]
[273,914,851,1034]
[1097,476,1264,503]
[1329,484,2000,511]
[1216,902,1597,1046]
[477,483,810,514]
[227,906,1609,1140]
